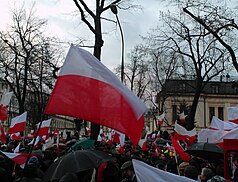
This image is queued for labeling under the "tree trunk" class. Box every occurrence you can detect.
[90,11,104,141]
[186,79,202,130]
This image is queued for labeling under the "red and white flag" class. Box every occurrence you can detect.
[178,111,187,124]
[62,130,67,143]
[227,106,238,124]
[28,136,41,148]
[36,119,51,137]
[1,151,27,169]
[171,134,191,162]
[42,137,54,151]
[198,128,238,147]
[53,129,59,138]
[156,113,165,125]
[7,112,27,134]
[132,159,196,182]
[0,91,13,121]
[112,130,125,146]
[10,132,22,141]
[174,122,196,140]
[44,44,147,145]
[14,142,21,153]
[0,123,6,143]
[210,116,238,131]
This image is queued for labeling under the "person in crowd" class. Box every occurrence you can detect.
[178,161,189,176]
[166,159,178,175]
[200,167,215,182]
[184,165,199,181]
[231,153,238,181]
[207,175,227,182]
[120,161,137,182]
[59,172,79,182]
[103,161,121,182]
[20,156,45,182]
[155,160,166,171]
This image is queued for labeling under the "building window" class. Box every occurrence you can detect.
[211,85,219,94]
[209,107,215,123]
[179,83,186,91]
[172,105,177,122]
[218,107,224,120]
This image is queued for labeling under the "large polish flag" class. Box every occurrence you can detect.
[7,112,27,134]
[44,44,147,145]
[132,159,196,182]
[210,116,238,131]
[0,91,13,121]
[1,151,27,169]
[36,119,51,137]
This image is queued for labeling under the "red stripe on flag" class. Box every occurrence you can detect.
[7,122,26,134]
[0,105,8,121]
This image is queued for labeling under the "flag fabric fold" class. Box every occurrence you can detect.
[42,137,54,151]
[171,135,191,162]
[28,136,41,148]
[0,123,6,144]
[132,159,196,182]
[44,44,147,145]
[210,116,238,131]
[36,119,51,137]
[14,142,21,153]
[1,151,27,169]
[156,113,165,126]
[174,122,196,140]
[10,132,22,141]
[198,128,238,147]
[227,106,238,124]
[7,112,27,134]
[62,130,67,143]
[0,92,13,121]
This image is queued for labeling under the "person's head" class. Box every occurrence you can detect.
[28,156,39,167]
[233,153,238,167]
[155,160,166,170]
[207,175,227,182]
[159,153,166,161]
[200,167,215,182]
[179,162,189,176]
[184,165,199,180]
[121,161,134,179]
[166,159,178,174]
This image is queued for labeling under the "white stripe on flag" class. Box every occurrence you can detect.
[0,91,13,105]
[132,159,196,182]
[210,116,238,130]
[174,122,196,136]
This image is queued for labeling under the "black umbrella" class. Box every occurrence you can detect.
[185,142,224,161]
[42,149,115,182]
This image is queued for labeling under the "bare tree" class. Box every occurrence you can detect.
[143,7,232,129]
[115,45,151,101]
[0,5,60,123]
[169,0,238,73]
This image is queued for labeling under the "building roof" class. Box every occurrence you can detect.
[159,79,238,95]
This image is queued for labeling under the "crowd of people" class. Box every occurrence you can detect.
[0,129,231,182]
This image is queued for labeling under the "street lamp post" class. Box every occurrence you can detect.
[110,4,125,83]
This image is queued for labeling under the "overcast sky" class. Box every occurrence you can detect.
[1,0,237,72]
[0,0,165,70]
